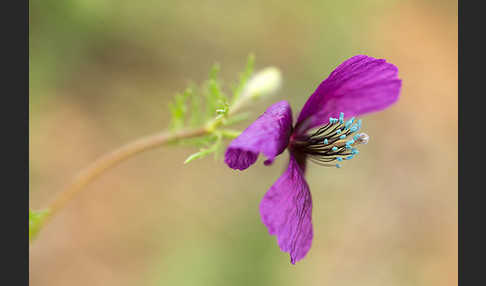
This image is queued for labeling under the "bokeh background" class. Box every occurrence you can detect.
[29,0,457,285]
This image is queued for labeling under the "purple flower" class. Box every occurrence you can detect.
[224,55,402,264]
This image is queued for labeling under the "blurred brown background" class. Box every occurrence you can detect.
[29,0,457,285]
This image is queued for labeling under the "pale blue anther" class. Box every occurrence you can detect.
[332,146,338,151]
[329,117,338,124]
[336,129,341,134]
[353,134,361,141]
[345,155,354,160]
[339,135,346,139]
[339,112,344,123]
[358,119,362,129]
[350,124,358,133]
[336,157,343,162]
[351,149,359,155]
[345,117,355,129]
[336,164,342,168]
[345,139,355,149]
[323,138,328,144]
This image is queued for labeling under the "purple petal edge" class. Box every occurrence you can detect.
[295,55,402,133]
[260,153,313,264]
[224,101,293,170]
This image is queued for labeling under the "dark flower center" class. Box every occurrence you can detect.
[290,112,369,168]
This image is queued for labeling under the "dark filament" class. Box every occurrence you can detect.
[290,117,363,168]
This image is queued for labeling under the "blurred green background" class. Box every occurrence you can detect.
[29,0,457,285]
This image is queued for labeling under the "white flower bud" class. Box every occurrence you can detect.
[229,67,283,115]
[241,67,282,100]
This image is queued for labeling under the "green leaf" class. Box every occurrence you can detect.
[168,89,191,131]
[29,209,50,242]
[188,87,203,128]
[183,150,209,164]
[183,145,217,164]
[222,112,250,126]
[183,133,223,164]
[204,64,229,119]
[220,129,242,139]
[166,55,257,151]
[231,54,255,104]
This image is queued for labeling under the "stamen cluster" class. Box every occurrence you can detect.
[291,112,369,168]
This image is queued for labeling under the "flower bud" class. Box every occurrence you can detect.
[241,67,282,100]
[229,67,283,115]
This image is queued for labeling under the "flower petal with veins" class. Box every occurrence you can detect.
[260,154,313,264]
[225,101,293,170]
[295,55,401,133]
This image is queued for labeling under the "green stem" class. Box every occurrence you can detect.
[32,128,208,243]
[31,95,250,244]
[220,129,242,139]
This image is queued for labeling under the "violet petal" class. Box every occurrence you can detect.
[259,153,313,264]
[224,101,293,170]
[295,55,402,133]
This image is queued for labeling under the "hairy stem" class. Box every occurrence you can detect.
[34,128,207,242]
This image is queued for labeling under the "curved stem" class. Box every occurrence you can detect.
[35,128,208,239]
